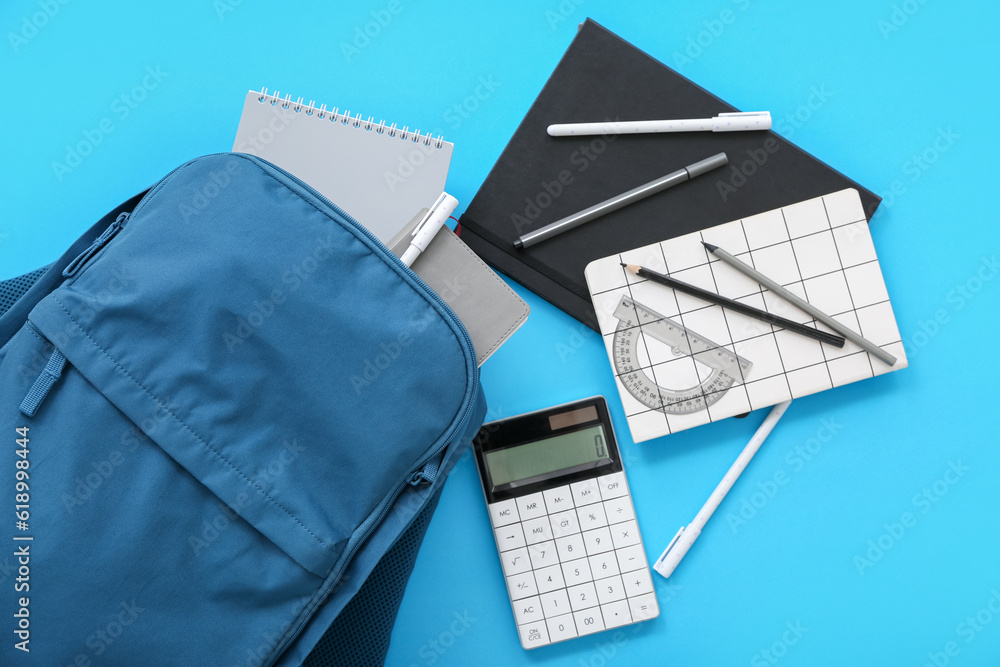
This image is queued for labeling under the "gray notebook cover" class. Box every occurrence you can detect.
[233,90,454,243]
[389,212,529,366]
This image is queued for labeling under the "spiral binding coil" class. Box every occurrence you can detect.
[256,87,446,148]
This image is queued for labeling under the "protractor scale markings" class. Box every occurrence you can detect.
[611,296,752,414]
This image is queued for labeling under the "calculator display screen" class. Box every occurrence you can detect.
[484,425,609,488]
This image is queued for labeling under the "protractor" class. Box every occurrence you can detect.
[611,296,752,414]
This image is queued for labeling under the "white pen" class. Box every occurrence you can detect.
[654,400,792,579]
[400,192,459,267]
[547,111,771,137]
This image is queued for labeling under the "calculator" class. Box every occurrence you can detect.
[472,396,659,650]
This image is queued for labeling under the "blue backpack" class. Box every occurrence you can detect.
[0,153,486,665]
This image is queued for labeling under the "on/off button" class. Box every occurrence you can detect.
[598,472,628,500]
[518,620,550,649]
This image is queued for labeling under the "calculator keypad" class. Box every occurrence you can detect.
[488,473,660,649]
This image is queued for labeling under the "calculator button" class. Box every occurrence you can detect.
[577,502,608,531]
[628,593,659,621]
[600,599,633,629]
[513,595,544,625]
[597,471,628,500]
[555,534,585,562]
[603,496,635,524]
[583,526,613,555]
[573,607,605,636]
[561,557,593,587]
[488,499,520,528]
[495,523,526,552]
[540,589,571,617]
[595,574,626,604]
[521,516,553,545]
[533,564,566,594]
[543,485,574,513]
[568,581,599,611]
[517,620,550,649]
[528,540,558,569]
[546,613,578,642]
[624,568,654,597]
[570,479,601,507]
[515,492,547,521]
[588,552,620,579]
[549,509,580,538]
[614,544,647,573]
[501,547,531,577]
[507,570,538,600]
[610,520,640,549]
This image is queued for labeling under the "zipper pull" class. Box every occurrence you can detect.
[408,455,442,486]
[20,349,68,417]
[63,212,129,278]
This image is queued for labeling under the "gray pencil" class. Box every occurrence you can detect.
[513,152,729,249]
[702,241,897,366]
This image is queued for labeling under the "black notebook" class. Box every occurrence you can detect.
[458,19,881,331]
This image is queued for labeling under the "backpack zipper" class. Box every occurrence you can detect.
[249,151,481,661]
[272,394,479,661]
[62,212,130,278]
[45,154,480,664]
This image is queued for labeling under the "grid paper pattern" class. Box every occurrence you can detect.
[584,189,908,443]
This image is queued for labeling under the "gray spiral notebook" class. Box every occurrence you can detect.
[233,88,454,243]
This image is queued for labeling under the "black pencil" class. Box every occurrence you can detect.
[620,263,846,348]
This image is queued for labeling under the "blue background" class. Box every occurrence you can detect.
[2,1,998,665]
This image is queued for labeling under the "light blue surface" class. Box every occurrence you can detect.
[2,1,998,665]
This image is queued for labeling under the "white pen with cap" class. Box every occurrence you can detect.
[654,400,792,579]
[400,192,459,267]
[547,111,771,137]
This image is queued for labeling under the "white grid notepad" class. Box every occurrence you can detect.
[584,189,907,443]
